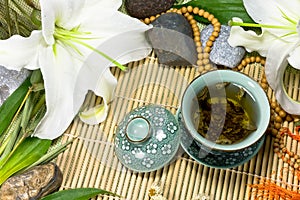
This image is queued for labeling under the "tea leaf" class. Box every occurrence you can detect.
[0,137,51,185]
[175,0,254,24]
[0,77,31,137]
[41,188,121,200]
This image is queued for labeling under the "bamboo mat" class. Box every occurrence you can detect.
[55,52,300,200]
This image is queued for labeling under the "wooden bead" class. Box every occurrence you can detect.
[274,123,282,130]
[144,18,150,24]
[209,35,216,42]
[203,58,210,65]
[275,116,283,123]
[204,46,211,53]
[271,101,277,109]
[194,36,200,42]
[150,16,156,22]
[275,106,281,113]
[255,56,261,63]
[245,57,251,64]
[193,7,199,14]
[197,60,203,66]
[195,41,201,47]
[272,128,278,135]
[279,110,287,118]
[187,15,194,21]
[198,53,203,59]
[181,7,187,14]
[212,31,219,37]
[286,115,293,122]
[203,53,209,59]
[190,19,197,25]
[187,6,193,13]
[211,18,219,25]
[206,40,213,47]
[198,9,205,16]
[197,47,203,53]
[194,31,200,37]
[203,11,210,18]
[204,64,211,71]
[208,14,214,22]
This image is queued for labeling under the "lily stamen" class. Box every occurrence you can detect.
[54,27,127,71]
[229,20,297,31]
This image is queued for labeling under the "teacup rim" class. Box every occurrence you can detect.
[181,69,270,151]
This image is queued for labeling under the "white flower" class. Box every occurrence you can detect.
[0,0,151,139]
[228,0,300,115]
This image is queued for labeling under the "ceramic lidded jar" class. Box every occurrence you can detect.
[114,105,180,172]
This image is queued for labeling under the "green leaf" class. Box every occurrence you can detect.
[0,137,51,185]
[0,77,31,137]
[175,0,255,25]
[41,188,120,200]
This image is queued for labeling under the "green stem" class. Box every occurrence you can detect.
[31,93,45,117]
[11,0,38,30]
[21,138,75,173]
[4,0,11,36]
[0,116,22,168]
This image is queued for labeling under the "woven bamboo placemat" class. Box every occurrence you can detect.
[54,51,300,200]
[1,1,299,199]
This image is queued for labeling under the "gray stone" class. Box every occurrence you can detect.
[201,25,246,68]
[146,13,197,66]
[0,66,30,106]
[125,0,175,18]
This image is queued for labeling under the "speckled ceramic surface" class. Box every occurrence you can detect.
[114,105,180,172]
[177,108,265,169]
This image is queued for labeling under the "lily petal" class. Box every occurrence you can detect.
[79,6,151,40]
[79,69,117,125]
[228,18,278,56]
[265,39,293,89]
[79,104,108,125]
[264,38,300,115]
[274,61,300,115]
[0,31,42,70]
[243,0,279,24]
[40,0,84,45]
[288,45,300,69]
[33,45,85,139]
[244,0,300,39]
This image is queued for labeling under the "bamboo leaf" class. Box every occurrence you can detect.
[41,188,121,200]
[0,77,31,136]
[0,137,51,185]
[175,0,254,25]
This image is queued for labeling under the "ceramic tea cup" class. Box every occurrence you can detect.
[181,70,270,152]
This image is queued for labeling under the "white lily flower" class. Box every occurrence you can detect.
[0,0,152,139]
[228,0,300,115]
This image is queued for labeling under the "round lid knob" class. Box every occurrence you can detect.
[126,117,150,143]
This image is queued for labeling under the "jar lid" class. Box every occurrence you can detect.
[114,104,180,172]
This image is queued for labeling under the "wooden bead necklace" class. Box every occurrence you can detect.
[236,56,300,169]
[142,5,221,75]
